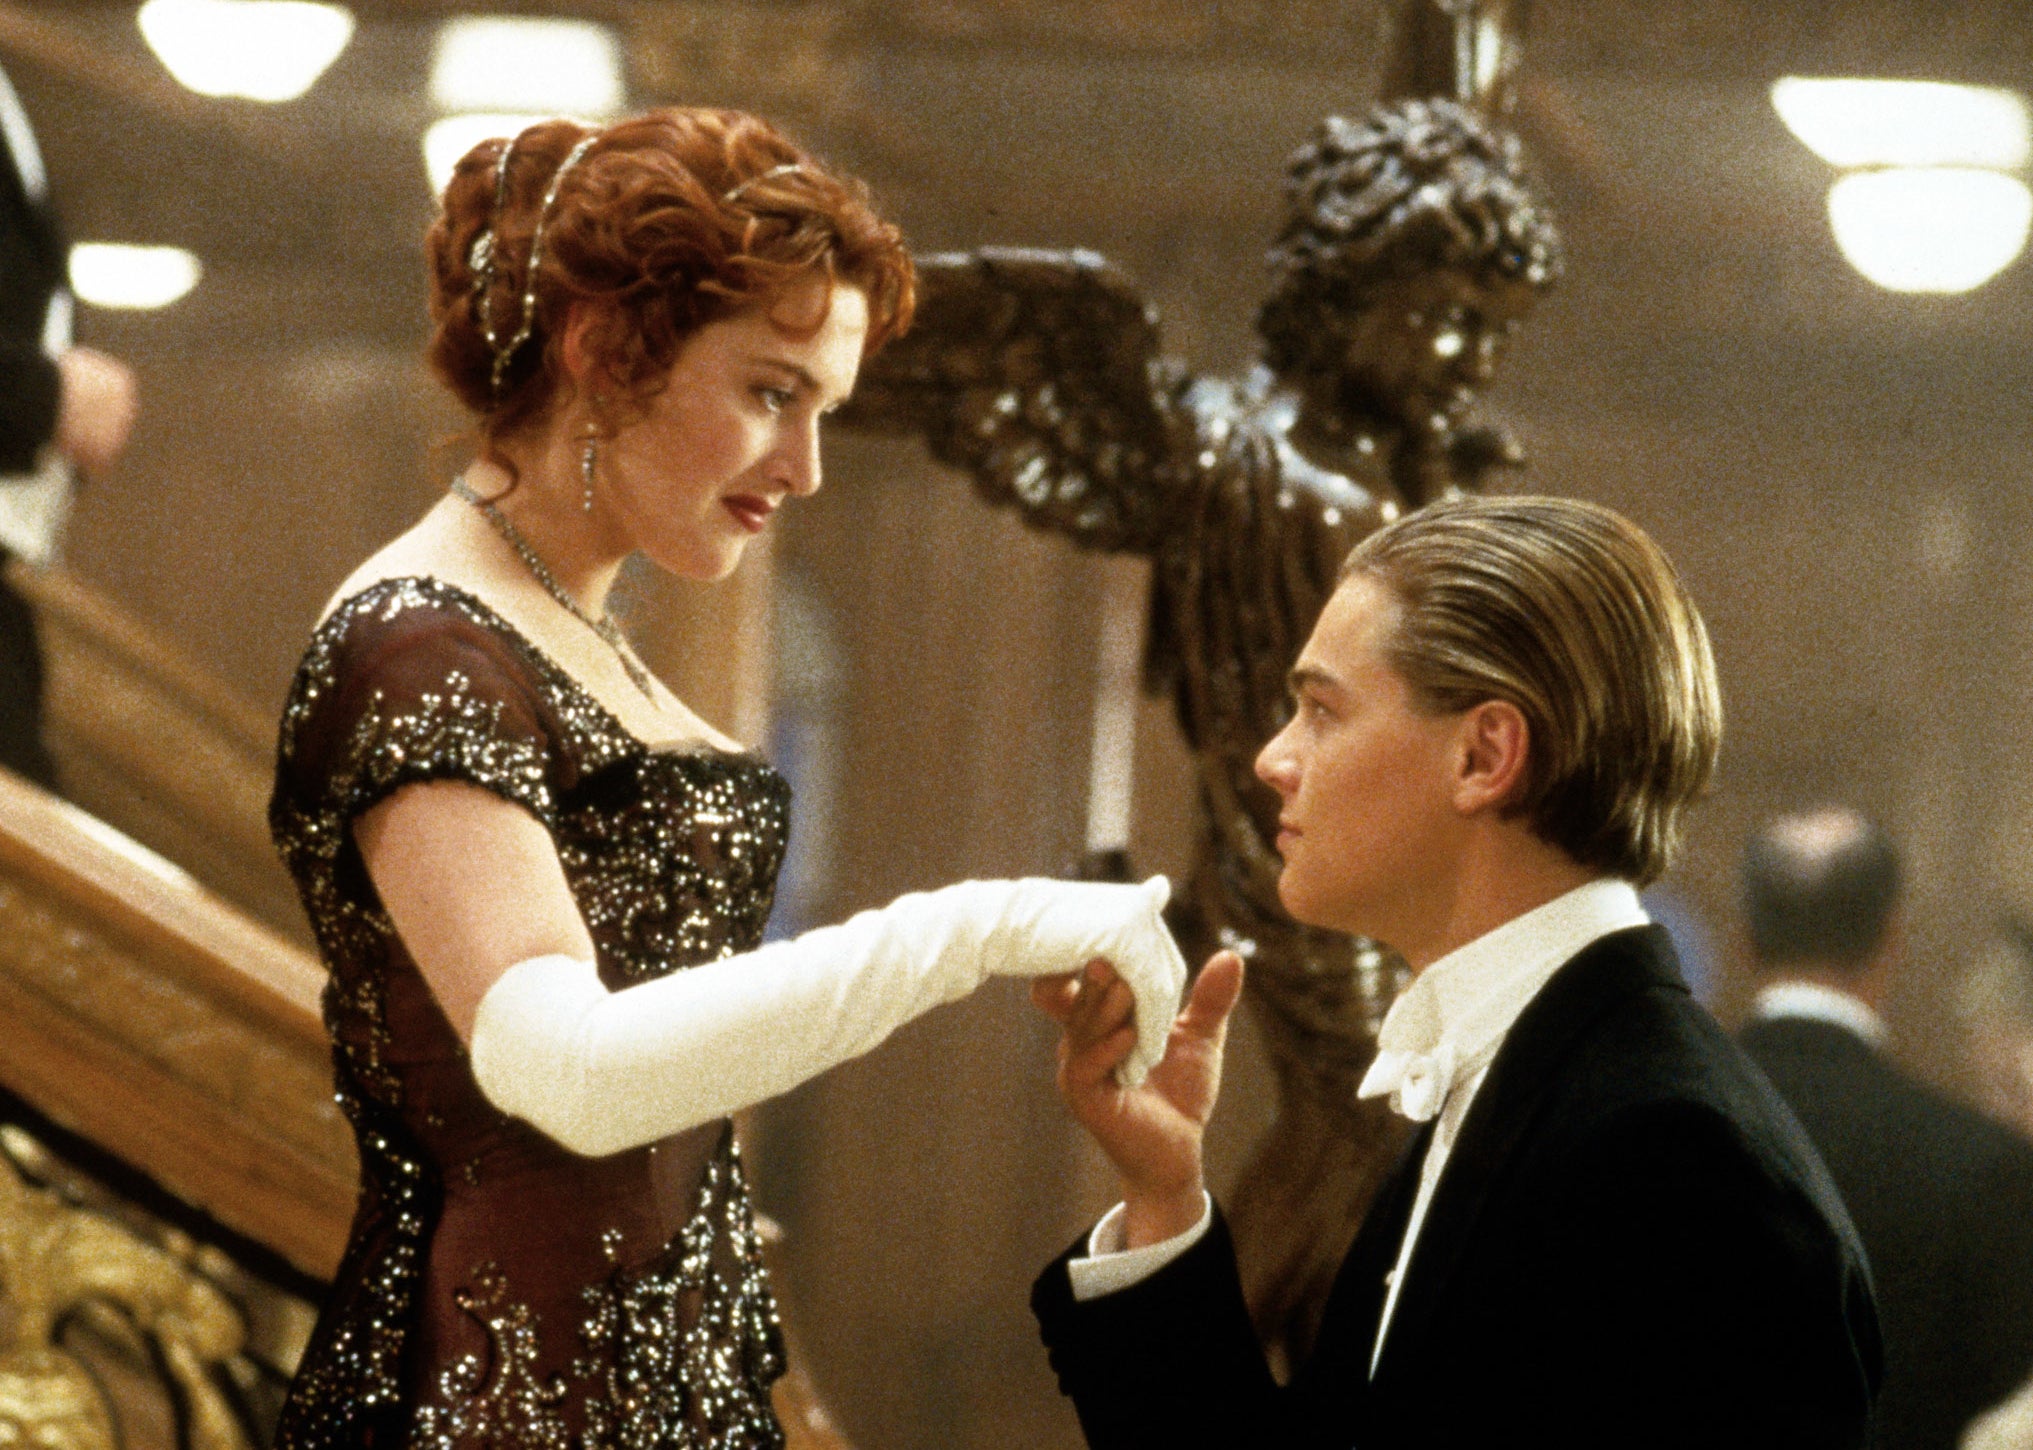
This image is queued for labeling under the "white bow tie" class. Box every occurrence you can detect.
[1358,1041,1460,1123]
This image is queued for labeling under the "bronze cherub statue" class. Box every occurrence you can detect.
[839,95,1562,1365]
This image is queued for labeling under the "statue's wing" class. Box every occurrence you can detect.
[836,247,1182,550]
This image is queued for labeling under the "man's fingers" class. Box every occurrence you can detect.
[1032,963,1127,1028]
[1042,961,1141,1101]
[1064,962,1133,1040]
[1062,1021,1137,1092]
[1030,974,1081,1024]
[1178,951,1246,1038]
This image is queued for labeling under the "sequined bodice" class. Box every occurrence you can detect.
[268,577,791,1449]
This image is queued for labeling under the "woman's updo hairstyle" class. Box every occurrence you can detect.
[425,107,915,443]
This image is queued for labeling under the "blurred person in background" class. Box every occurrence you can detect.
[1955,924,2033,1450]
[0,56,138,789]
[1740,808,2033,1450]
[1961,920,2033,1144]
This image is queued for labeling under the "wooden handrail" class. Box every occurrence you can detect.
[7,559,307,939]
[0,764,354,1279]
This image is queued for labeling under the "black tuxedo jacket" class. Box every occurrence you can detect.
[1034,926,1882,1449]
[1742,1014,2033,1450]
[0,61,65,788]
[0,64,64,475]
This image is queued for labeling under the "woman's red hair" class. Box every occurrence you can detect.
[424,107,915,443]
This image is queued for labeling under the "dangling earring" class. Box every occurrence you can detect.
[581,393,607,516]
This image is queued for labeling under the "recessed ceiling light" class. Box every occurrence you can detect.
[428,17,623,118]
[137,0,354,104]
[1826,168,2033,294]
[69,243,202,310]
[1773,78,2031,171]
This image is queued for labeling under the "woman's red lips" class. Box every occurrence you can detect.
[723,495,774,533]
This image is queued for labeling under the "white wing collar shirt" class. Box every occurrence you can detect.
[1356,876,1649,1374]
[1068,877,1652,1382]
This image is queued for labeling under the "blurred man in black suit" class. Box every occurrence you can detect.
[1741,808,2033,1450]
[0,56,137,788]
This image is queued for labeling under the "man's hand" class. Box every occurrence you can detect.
[54,347,138,474]
[1033,950,1245,1248]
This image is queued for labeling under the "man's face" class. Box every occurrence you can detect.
[1255,575,1469,962]
[1336,267,1537,427]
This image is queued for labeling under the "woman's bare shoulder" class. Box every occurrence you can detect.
[318,500,502,626]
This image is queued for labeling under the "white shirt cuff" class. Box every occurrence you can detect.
[1066,1193,1214,1302]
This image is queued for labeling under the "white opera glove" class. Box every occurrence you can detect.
[469,875,1187,1157]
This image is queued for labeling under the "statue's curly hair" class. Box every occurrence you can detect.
[1257,98,1563,377]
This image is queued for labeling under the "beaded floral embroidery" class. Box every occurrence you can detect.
[269,578,791,1449]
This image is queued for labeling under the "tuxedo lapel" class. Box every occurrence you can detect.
[1313,1117,1434,1381]
[1370,926,1687,1382]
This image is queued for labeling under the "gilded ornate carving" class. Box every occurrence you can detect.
[0,1132,250,1450]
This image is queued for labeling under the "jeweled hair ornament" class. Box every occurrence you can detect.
[722,162,803,205]
[469,129,600,399]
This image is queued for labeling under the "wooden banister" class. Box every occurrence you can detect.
[7,559,308,939]
[0,764,354,1279]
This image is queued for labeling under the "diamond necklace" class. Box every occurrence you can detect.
[450,474,656,700]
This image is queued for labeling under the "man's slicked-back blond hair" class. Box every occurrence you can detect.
[1340,494,1722,886]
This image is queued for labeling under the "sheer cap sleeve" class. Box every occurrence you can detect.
[274,581,567,834]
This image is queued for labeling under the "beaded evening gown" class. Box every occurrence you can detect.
[268,576,792,1449]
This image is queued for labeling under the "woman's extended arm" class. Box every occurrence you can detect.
[357,779,1187,1156]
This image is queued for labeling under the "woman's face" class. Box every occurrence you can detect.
[598,276,870,581]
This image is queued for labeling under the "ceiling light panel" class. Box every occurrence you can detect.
[429,17,624,118]
[1826,168,2033,294]
[69,243,202,310]
[137,0,354,104]
[1773,78,2032,172]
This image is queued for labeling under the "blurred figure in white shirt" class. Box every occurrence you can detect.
[0,57,137,789]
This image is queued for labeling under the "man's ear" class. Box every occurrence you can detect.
[1452,699,1531,815]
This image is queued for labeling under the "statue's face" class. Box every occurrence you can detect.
[1335,267,1538,425]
